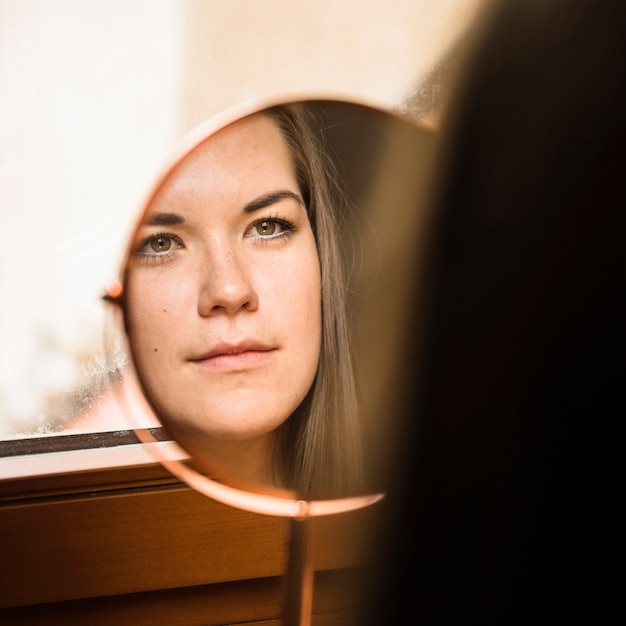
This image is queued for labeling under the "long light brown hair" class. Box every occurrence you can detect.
[267,104,365,499]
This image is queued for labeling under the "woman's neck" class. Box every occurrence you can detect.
[170,426,283,491]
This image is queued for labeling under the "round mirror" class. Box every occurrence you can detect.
[106,96,436,514]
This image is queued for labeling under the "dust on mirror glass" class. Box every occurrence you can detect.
[112,99,436,501]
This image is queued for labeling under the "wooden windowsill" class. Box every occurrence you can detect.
[0,432,382,624]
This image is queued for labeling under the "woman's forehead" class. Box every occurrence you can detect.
[148,113,299,210]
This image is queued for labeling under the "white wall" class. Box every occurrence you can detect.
[0,0,483,436]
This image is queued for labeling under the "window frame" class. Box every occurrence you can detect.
[0,430,379,625]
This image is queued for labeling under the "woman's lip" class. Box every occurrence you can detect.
[189,340,275,361]
[189,348,276,370]
[188,341,276,369]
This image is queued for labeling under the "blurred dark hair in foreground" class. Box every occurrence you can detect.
[360,0,626,622]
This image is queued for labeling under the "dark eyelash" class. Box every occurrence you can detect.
[134,232,184,264]
[251,217,296,237]
[136,232,183,249]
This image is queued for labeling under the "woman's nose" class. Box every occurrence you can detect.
[197,248,259,316]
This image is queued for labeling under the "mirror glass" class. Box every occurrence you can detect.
[112,98,436,502]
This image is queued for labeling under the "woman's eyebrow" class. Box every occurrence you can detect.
[144,212,185,226]
[244,190,304,213]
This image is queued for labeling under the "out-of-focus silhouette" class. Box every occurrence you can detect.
[360,0,626,622]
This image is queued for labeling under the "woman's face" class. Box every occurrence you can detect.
[125,113,321,450]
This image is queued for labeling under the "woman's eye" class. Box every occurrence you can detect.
[136,234,183,258]
[248,218,294,239]
[150,235,173,252]
[256,220,277,236]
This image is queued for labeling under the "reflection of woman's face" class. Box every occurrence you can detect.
[125,113,321,450]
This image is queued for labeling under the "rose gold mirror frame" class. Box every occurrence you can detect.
[106,93,432,625]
